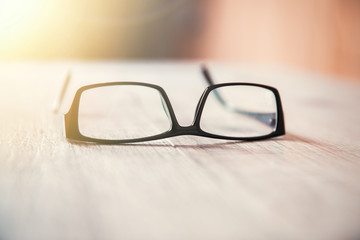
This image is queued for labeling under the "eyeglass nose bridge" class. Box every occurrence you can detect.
[170,124,202,137]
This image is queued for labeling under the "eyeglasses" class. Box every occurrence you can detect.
[54,65,285,144]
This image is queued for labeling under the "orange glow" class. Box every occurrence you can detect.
[0,0,359,80]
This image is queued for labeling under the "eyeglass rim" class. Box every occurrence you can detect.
[64,82,285,144]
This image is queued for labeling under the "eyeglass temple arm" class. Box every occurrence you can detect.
[52,71,71,114]
[200,64,276,127]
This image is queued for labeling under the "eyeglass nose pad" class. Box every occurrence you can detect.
[159,93,171,120]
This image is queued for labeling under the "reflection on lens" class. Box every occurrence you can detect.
[200,85,277,137]
[78,85,171,140]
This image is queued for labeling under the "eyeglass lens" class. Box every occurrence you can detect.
[78,85,172,140]
[200,85,277,137]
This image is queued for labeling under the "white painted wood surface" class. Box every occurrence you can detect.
[0,62,359,240]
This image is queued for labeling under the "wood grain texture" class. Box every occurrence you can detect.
[0,62,359,240]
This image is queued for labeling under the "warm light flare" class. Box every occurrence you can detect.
[0,0,53,58]
[0,0,184,59]
[0,0,44,35]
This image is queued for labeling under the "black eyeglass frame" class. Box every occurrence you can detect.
[64,81,285,144]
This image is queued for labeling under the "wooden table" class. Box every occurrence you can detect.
[0,62,359,240]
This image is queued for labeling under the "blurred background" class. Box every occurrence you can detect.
[0,0,359,81]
